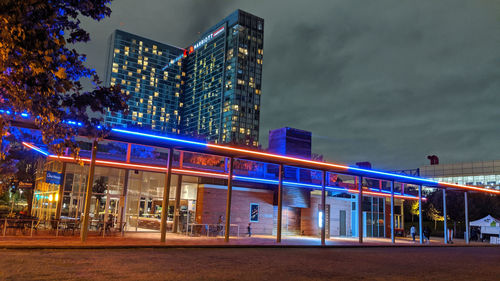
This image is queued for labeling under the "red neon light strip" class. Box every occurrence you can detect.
[438,182,500,194]
[206,143,349,171]
[22,142,500,196]
[48,155,228,178]
[45,156,420,200]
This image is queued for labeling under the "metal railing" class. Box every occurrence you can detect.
[0,217,124,237]
[186,223,240,238]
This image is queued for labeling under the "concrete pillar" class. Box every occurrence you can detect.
[465,191,469,244]
[55,162,67,220]
[358,176,363,243]
[160,147,174,243]
[390,181,395,244]
[418,185,423,244]
[443,188,448,244]
[321,170,326,246]
[224,157,234,242]
[276,164,284,243]
[172,174,183,233]
[80,139,98,242]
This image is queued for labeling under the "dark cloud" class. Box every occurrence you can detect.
[77,0,500,170]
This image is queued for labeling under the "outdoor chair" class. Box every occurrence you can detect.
[64,220,80,236]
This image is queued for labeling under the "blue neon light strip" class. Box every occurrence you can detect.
[23,143,49,156]
[347,166,437,185]
[111,128,441,187]
[111,128,207,147]
[32,146,49,156]
[24,144,420,199]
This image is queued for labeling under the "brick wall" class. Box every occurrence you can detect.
[272,206,302,235]
[301,195,353,237]
[196,184,274,235]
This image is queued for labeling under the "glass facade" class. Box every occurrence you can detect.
[32,161,199,233]
[104,10,264,147]
[32,161,64,221]
[104,30,184,133]
[181,26,226,142]
[421,160,500,190]
[363,197,385,238]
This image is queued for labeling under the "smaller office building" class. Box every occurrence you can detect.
[420,160,500,190]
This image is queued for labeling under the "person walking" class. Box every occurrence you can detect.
[217,215,224,236]
[423,226,431,244]
[247,223,252,237]
[448,227,454,244]
[410,225,416,242]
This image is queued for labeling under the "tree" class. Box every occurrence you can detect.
[410,201,419,222]
[4,143,41,214]
[0,0,127,158]
[92,176,107,216]
[0,127,43,213]
[426,203,444,230]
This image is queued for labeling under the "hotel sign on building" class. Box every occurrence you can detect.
[191,26,225,53]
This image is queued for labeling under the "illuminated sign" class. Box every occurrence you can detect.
[162,26,225,70]
[162,50,187,71]
[192,26,225,52]
[46,171,62,184]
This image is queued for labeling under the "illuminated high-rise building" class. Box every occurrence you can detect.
[104,30,184,133]
[105,10,264,147]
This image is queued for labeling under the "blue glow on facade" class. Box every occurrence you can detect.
[348,166,437,185]
[110,128,439,191]
[26,144,49,156]
[24,140,421,199]
[111,128,207,147]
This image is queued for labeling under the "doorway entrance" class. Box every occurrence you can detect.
[340,210,347,236]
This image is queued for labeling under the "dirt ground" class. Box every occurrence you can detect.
[0,247,499,280]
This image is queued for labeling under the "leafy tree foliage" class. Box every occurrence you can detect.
[0,128,44,213]
[0,0,127,157]
[92,176,107,198]
[426,203,444,230]
[92,176,107,215]
[425,189,500,223]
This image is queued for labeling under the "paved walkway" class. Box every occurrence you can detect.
[3,247,500,280]
[0,232,493,248]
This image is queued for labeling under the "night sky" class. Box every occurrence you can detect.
[78,0,500,170]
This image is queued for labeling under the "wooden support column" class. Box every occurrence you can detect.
[55,162,67,220]
[358,176,363,243]
[418,185,423,244]
[160,147,174,243]
[172,151,184,233]
[390,181,395,244]
[464,191,469,244]
[80,139,98,242]
[443,188,448,244]
[276,164,284,243]
[320,170,327,246]
[119,143,132,236]
[119,169,129,235]
[224,157,234,242]
[172,175,183,233]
